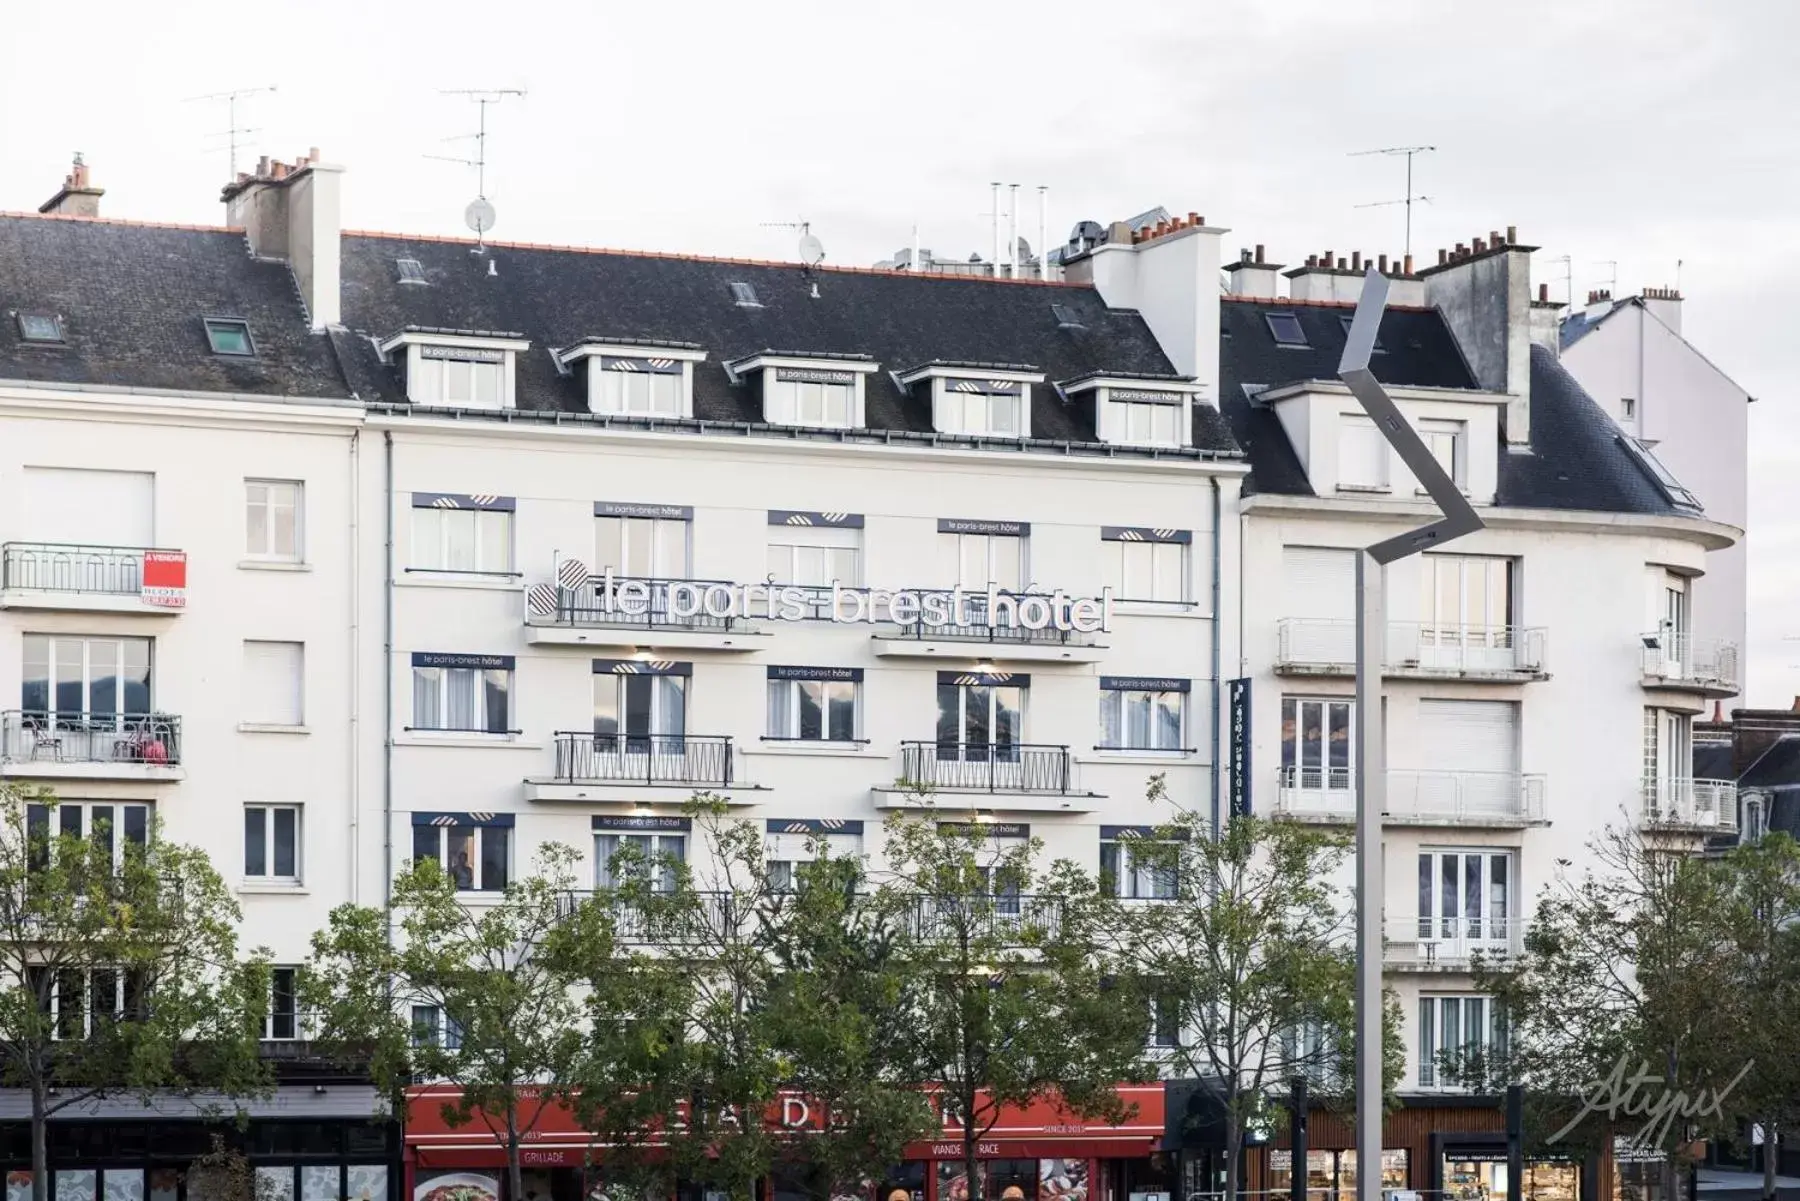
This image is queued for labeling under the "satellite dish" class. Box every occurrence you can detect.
[1016,236,1033,260]
[798,232,825,266]
[465,197,498,236]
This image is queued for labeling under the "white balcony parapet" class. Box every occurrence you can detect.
[1383,916,1519,969]
[1273,766,1544,824]
[1642,777,1738,832]
[1641,632,1740,695]
[1276,619,1547,678]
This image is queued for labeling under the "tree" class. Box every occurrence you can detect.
[1112,796,1395,1201]
[305,841,637,1201]
[0,784,271,1201]
[878,810,1152,1201]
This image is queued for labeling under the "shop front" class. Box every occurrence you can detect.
[404,1086,1168,1201]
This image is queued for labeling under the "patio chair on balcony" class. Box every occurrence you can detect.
[22,714,62,761]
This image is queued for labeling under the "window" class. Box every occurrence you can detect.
[1621,397,1636,420]
[1279,1020,1347,1088]
[936,680,1022,752]
[1149,990,1182,1048]
[1102,534,1189,602]
[411,502,513,573]
[938,384,1024,437]
[22,634,153,719]
[1338,415,1388,490]
[598,514,690,577]
[28,967,147,1040]
[594,362,685,418]
[767,674,859,741]
[1339,314,1384,352]
[1099,684,1185,751]
[1118,402,1183,446]
[1050,303,1084,331]
[596,831,685,892]
[1420,555,1515,634]
[1265,312,1308,346]
[264,967,300,1041]
[410,1004,463,1049]
[17,313,64,343]
[762,367,861,428]
[244,805,301,882]
[1100,836,1177,900]
[942,532,1024,590]
[1744,793,1768,842]
[767,526,860,587]
[1643,708,1692,785]
[595,671,686,744]
[1416,850,1512,945]
[412,822,510,892]
[1281,697,1355,798]
[1418,994,1505,1088]
[245,480,302,560]
[791,380,854,427]
[412,656,513,734]
[409,350,505,408]
[729,281,762,308]
[1620,435,1702,511]
[765,825,862,891]
[241,640,304,726]
[396,258,428,285]
[1417,419,1466,489]
[204,317,254,356]
[26,801,152,872]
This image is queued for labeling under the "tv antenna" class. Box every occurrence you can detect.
[1594,260,1618,297]
[186,85,278,178]
[428,88,525,250]
[1548,255,1574,308]
[762,219,825,265]
[1349,145,1436,259]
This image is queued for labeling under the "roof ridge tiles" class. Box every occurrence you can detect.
[0,209,242,235]
[341,229,1092,287]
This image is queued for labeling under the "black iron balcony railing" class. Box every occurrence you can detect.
[551,731,734,787]
[545,576,747,631]
[898,741,1074,794]
[554,889,1063,946]
[2,711,182,767]
[1,543,157,596]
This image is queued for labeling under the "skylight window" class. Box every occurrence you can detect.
[1620,435,1703,512]
[1051,303,1085,330]
[397,258,428,285]
[729,281,762,308]
[16,313,63,343]
[203,317,255,357]
[1339,314,1384,352]
[1265,312,1308,347]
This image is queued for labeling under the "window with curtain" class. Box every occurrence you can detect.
[1098,686,1184,751]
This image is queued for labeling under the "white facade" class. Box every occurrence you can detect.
[1560,295,1750,700]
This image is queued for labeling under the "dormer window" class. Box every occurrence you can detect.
[1062,375,1202,449]
[897,363,1044,439]
[557,341,705,420]
[16,313,64,343]
[728,353,878,430]
[379,329,529,411]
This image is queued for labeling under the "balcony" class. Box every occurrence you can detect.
[1641,777,1737,833]
[525,732,755,803]
[1272,766,1546,826]
[0,711,185,782]
[875,741,1096,812]
[0,543,186,615]
[556,889,1062,946]
[1384,916,1519,971]
[1274,620,1548,681]
[1641,633,1740,698]
[524,576,768,652]
[870,589,1108,664]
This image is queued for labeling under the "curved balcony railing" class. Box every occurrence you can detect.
[2,543,154,596]
[1,711,182,767]
[1642,777,1737,832]
[551,731,733,787]
[553,889,1063,945]
[898,741,1074,794]
[1276,619,1547,675]
[1640,632,1740,693]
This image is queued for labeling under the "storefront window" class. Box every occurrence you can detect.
[881,1162,927,1201]
[937,1160,1041,1201]
[1613,1143,1675,1201]
[1444,1157,1579,1201]
[1269,1150,1408,1201]
[1038,1160,1088,1201]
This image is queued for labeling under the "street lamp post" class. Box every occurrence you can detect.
[1339,267,1485,1201]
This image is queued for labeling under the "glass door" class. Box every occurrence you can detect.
[595,674,688,779]
[935,682,1023,784]
[1417,556,1516,671]
[1417,851,1513,949]
[1280,698,1354,814]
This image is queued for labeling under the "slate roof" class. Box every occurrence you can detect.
[1557,300,1619,350]
[1739,735,1800,791]
[1217,296,1703,517]
[333,233,1241,457]
[0,214,347,398]
[1693,740,1736,784]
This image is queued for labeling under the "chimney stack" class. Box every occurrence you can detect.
[38,153,106,218]
[221,147,344,331]
[1640,284,1684,335]
[1422,222,1538,445]
[1224,243,1284,299]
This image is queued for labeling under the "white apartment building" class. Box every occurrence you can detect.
[1559,286,1752,701]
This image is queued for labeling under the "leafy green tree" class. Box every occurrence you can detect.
[305,841,638,1201]
[0,785,271,1201]
[878,811,1152,1201]
[1112,797,1391,1201]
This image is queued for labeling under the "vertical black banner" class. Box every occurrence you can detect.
[1228,677,1252,816]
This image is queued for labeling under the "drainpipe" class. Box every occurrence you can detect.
[383,430,395,937]
[348,430,361,902]
[1210,475,1223,838]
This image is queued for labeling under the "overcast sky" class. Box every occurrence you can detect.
[3,0,1795,702]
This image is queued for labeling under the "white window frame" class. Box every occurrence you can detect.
[34,967,144,1041]
[1417,993,1505,1088]
[1098,687,1185,752]
[411,664,513,734]
[243,803,302,883]
[21,634,154,719]
[596,514,690,578]
[943,532,1025,591]
[27,800,153,870]
[1416,849,1513,944]
[412,824,510,892]
[1118,401,1185,447]
[596,831,686,892]
[1149,989,1182,1048]
[766,678,860,742]
[410,1003,463,1049]
[264,966,303,1041]
[1102,539,1189,603]
[411,506,513,574]
[765,830,862,891]
[595,673,686,740]
[594,367,686,418]
[1420,554,1516,635]
[1338,414,1390,491]
[767,526,861,587]
[1100,838,1178,900]
[1417,419,1467,492]
[937,388,1026,437]
[1281,696,1355,795]
[241,640,304,727]
[408,352,508,409]
[244,479,303,561]
[1643,708,1692,785]
[937,681,1025,750]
